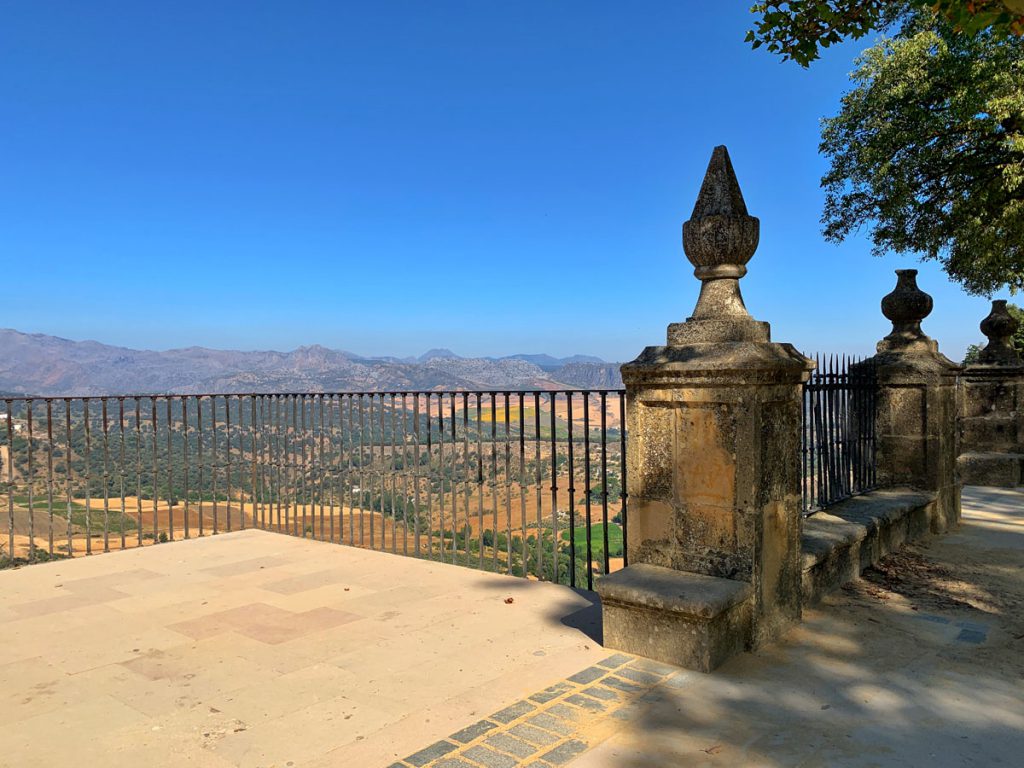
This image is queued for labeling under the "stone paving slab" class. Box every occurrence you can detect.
[0,528,608,767]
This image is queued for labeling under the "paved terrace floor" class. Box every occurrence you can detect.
[0,486,1021,768]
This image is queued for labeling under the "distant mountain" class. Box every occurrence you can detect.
[0,329,623,396]
[499,353,606,371]
[418,348,461,361]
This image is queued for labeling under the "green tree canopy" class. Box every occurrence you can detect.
[748,1,1024,66]
[818,21,1024,295]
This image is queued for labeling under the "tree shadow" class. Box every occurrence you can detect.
[593,491,1024,767]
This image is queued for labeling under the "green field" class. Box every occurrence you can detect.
[561,522,623,558]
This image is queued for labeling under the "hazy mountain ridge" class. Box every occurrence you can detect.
[0,329,623,396]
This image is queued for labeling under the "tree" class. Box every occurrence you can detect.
[748,1,1024,66]
[818,21,1024,295]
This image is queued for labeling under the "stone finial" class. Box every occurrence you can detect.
[670,146,769,345]
[878,269,937,353]
[978,299,1022,365]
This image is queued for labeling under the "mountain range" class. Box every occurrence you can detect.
[0,329,623,396]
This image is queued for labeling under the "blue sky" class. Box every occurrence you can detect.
[0,1,1009,362]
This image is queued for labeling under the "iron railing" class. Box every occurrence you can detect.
[801,355,878,514]
[1,390,627,589]
[3,357,879,578]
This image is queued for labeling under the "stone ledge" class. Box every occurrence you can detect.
[801,488,936,606]
[958,452,1023,488]
[595,564,753,673]
[597,563,752,617]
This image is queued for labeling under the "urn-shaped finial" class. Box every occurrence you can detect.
[978,300,1022,365]
[670,146,769,344]
[878,269,937,353]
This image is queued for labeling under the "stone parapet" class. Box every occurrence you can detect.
[957,301,1023,487]
[858,270,962,532]
[596,146,812,671]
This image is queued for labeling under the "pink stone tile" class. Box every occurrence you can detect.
[167,603,362,645]
[201,556,293,578]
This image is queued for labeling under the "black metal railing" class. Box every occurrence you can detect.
[1,390,627,589]
[801,355,877,514]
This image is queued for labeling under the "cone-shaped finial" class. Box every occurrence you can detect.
[690,146,749,219]
[682,146,759,276]
[670,145,769,344]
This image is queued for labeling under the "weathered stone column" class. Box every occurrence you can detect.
[862,270,962,531]
[958,300,1024,487]
[594,147,813,672]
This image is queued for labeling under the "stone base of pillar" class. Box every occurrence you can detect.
[596,564,753,673]
[957,452,1024,487]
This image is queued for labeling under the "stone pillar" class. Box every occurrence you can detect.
[958,300,1024,487]
[594,146,813,672]
[863,270,961,531]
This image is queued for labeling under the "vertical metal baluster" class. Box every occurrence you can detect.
[619,392,628,568]
[364,394,371,548]
[348,394,356,545]
[165,398,173,541]
[424,394,432,558]
[439,393,449,561]
[4,400,13,559]
[358,394,366,547]
[299,395,307,537]
[66,399,74,555]
[182,397,190,539]
[402,393,410,557]
[407,393,417,556]
[196,397,204,538]
[390,393,398,554]
[288,394,295,536]
[95,397,109,551]
[566,393,576,588]
[475,393,483,569]
[450,393,460,565]
[150,399,158,543]
[326,395,334,543]
[813,355,824,511]
[46,399,55,556]
[490,392,498,573]
[225,397,234,532]
[518,392,527,575]
[282,395,289,535]
[600,392,610,576]
[247,396,255,533]
[4,403,12,561]
[800,372,808,514]
[26,401,35,561]
[503,392,512,575]
[583,392,593,589]
[84,399,92,554]
[549,393,559,583]
[462,393,471,567]
[319,394,326,540]
[841,355,850,497]
[118,398,126,550]
[534,391,542,579]
[809,362,818,512]
[135,399,142,548]
[212,396,219,535]
[272,395,280,532]
[377,393,385,549]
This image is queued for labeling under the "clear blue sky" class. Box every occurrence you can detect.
[0,1,1009,362]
